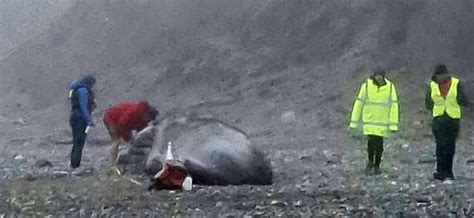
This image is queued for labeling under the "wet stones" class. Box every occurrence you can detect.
[280,110,296,124]
[24,173,38,181]
[323,150,339,165]
[34,159,53,168]
[52,171,69,179]
[418,154,436,164]
[13,154,26,164]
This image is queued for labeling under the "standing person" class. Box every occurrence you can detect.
[349,70,399,175]
[426,64,468,181]
[69,75,96,169]
[103,100,159,166]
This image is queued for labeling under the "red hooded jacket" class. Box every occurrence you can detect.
[103,101,152,142]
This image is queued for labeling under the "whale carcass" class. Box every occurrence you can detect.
[118,115,273,186]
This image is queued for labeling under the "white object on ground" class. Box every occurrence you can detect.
[14,154,25,161]
[85,126,91,134]
[166,141,174,161]
[182,175,193,191]
[443,180,454,185]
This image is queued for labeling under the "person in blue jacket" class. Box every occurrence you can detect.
[69,75,97,169]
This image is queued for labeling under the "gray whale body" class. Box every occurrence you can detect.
[125,116,273,186]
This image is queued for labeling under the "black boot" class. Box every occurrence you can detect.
[365,162,374,175]
[373,165,381,175]
[433,171,445,181]
[445,171,455,180]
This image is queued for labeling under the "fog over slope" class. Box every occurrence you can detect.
[0,0,472,144]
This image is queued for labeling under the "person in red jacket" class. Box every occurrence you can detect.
[103,100,159,165]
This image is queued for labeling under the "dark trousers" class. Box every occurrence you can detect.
[433,115,460,178]
[70,114,88,168]
[367,135,384,168]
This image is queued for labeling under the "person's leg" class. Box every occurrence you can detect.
[373,136,384,174]
[111,140,121,165]
[70,116,88,168]
[445,118,460,179]
[433,117,447,180]
[70,116,77,168]
[366,135,376,174]
[105,123,121,165]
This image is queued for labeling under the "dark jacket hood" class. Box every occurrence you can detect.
[70,75,96,90]
[81,75,96,89]
[431,74,451,84]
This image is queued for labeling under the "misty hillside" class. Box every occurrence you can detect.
[0,1,473,216]
[1,1,473,122]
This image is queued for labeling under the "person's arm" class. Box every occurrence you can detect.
[389,83,399,131]
[349,82,366,128]
[425,83,433,110]
[76,87,93,124]
[457,81,469,107]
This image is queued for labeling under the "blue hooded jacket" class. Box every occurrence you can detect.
[70,75,96,123]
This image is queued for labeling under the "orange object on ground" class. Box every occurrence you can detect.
[154,161,187,190]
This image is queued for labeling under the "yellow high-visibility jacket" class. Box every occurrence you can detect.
[430,77,461,119]
[350,78,399,137]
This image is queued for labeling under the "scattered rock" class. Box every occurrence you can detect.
[72,167,95,177]
[442,180,454,185]
[299,155,312,161]
[418,155,436,164]
[280,111,296,124]
[46,134,72,145]
[53,171,69,179]
[293,200,303,207]
[323,150,338,164]
[12,117,27,126]
[416,196,432,204]
[249,130,273,138]
[211,190,223,198]
[465,203,473,215]
[467,159,474,164]
[278,186,288,194]
[24,173,38,181]
[68,193,78,200]
[271,200,288,208]
[413,120,423,127]
[35,159,53,168]
[14,154,26,161]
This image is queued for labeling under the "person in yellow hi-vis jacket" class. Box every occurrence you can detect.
[426,64,468,181]
[349,70,399,175]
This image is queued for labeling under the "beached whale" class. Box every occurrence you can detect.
[120,114,273,186]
